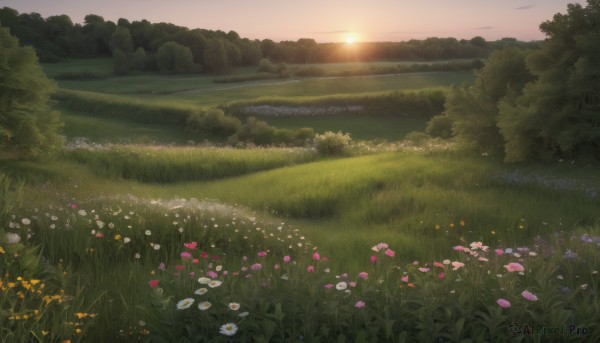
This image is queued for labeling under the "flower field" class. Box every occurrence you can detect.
[2,179,599,341]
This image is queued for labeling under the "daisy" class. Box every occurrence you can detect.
[228,303,240,311]
[198,301,212,311]
[208,280,222,288]
[176,298,194,310]
[195,288,208,295]
[219,323,238,336]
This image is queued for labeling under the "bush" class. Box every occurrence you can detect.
[426,114,453,139]
[314,131,352,155]
[404,131,430,145]
[257,58,275,73]
[185,108,241,137]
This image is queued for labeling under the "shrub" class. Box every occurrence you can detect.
[257,58,275,73]
[404,131,430,145]
[314,131,352,155]
[426,114,453,139]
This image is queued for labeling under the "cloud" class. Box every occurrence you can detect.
[472,26,494,30]
[515,4,534,10]
[309,30,349,35]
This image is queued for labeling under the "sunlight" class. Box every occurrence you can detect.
[345,35,355,44]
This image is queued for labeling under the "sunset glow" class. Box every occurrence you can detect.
[345,36,355,44]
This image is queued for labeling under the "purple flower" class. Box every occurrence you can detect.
[496,298,511,308]
[250,263,262,271]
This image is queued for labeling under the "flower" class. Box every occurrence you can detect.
[198,277,211,284]
[208,280,222,288]
[401,275,409,283]
[176,298,194,310]
[313,252,321,261]
[497,298,511,308]
[184,241,197,250]
[504,262,524,273]
[250,263,262,271]
[358,272,368,279]
[219,323,238,336]
[21,218,31,225]
[123,237,131,244]
[336,282,347,290]
[153,244,161,250]
[433,261,445,269]
[438,272,445,279]
[207,271,218,279]
[453,245,466,251]
[418,268,430,273]
[180,252,192,259]
[563,250,577,260]
[257,251,267,257]
[323,283,333,290]
[355,300,365,309]
[371,242,388,252]
[239,311,249,317]
[175,265,185,271]
[384,249,395,257]
[198,301,212,311]
[283,255,291,263]
[228,302,241,311]
[148,280,159,288]
[307,265,315,273]
[158,262,166,271]
[195,288,208,295]
[77,210,87,216]
[370,255,378,264]
[4,233,21,244]
[495,249,504,256]
[521,290,538,301]
[451,261,465,270]
[144,230,152,236]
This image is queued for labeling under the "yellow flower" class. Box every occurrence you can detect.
[75,312,87,319]
[75,328,82,334]
[114,234,122,241]
[0,246,5,254]
[17,276,23,281]
[30,279,40,285]
[42,331,49,336]
[435,224,440,230]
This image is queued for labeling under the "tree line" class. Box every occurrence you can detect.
[1,6,536,75]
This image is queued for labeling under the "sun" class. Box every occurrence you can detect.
[345,35,355,44]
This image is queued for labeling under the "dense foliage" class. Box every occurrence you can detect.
[440,0,600,162]
[0,28,63,158]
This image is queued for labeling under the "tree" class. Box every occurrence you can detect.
[499,0,600,161]
[131,47,149,70]
[109,26,133,54]
[156,41,195,73]
[445,46,533,154]
[203,38,227,72]
[113,48,130,75]
[0,28,63,158]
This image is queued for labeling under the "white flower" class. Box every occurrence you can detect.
[145,230,151,236]
[153,244,161,250]
[228,303,240,311]
[198,277,211,284]
[21,218,31,225]
[336,282,347,291]
[4,233,21,244]
[178,228,184,233]
[134,253,141,259]
[51,215,58,221]
[96,220,105,228]
[176,298,194,310]
[198,301,212,311]
[78,210,87,216]
[219,323,238,336]
[108,223,115,229]
[123,237,131,244]
[208,280,222,288]
[195,288,208,295]
[239,311,249,317]
[281,274,289,280]
[216,265,222,272]
[49,224,56,229]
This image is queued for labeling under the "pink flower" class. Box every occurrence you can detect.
[257,251,267,257]
[401,275,409,283]
[158,263,166,271]
[207,271,218,279]
[192,258,199,264]
[201,252,208,259]
[95,232,104,238]
[355,300,366,309]
[312,252,321,261]
[283,256,291,263]
[180,252,192,259]
[451,261,465,270]
[184,241,197,250]
[370,255,378,264]
[453,245,466,251]
[349,282,357,287]
[433,261,445,269]
[71,203,77,209]
[358,272,368,279]
[521,290,538,301]
[495,249,504,256]
[175,265,185,271]
[307,265,315,273]
[496,298,511,308]
[418,268,430,273]
[504,262,524,273]
[438,272,445,279]
[251,263,262,271]
[384,249,395,257]
[148,279,159,288]
[323,283,333,290]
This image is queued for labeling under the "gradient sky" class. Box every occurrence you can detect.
[2,0,586,42]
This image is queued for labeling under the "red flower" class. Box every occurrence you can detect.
[148,279,159,288]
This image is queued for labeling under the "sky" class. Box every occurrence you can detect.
[2,0,586,42]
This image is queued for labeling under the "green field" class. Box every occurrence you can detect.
[4,59,599,341]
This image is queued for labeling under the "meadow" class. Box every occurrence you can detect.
[1,59,599,342]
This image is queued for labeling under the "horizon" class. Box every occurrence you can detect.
[2,0,586,43]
